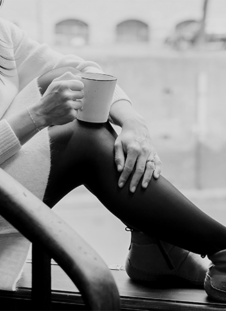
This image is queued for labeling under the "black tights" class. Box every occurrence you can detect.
[43,120,226,256]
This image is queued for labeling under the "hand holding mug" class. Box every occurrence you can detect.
[30,72,84,129]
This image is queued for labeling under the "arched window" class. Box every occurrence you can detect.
[175,20,201,41]
[116,20,149,43]
[55,19,89,46]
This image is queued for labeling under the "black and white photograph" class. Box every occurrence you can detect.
[0,0,226,310]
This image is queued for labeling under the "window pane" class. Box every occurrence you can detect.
[116,20,149,43]
[55,19,89,46]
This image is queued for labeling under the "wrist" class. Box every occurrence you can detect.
[29,104,48,130]
[118,107,146,128]
[122,114,147,131]
[110,100,145,127]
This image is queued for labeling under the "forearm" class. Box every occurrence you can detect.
[109,100,146,128]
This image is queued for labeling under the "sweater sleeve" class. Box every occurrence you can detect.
[0,120,21,165]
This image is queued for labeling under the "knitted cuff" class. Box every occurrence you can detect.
[0,119,21,165]
[112,84,132,105]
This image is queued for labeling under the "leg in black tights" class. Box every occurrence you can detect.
[43,120,226,256]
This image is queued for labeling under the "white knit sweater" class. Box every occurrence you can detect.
[0,18,131,290]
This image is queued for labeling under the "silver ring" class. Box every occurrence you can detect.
[146,159,155,168]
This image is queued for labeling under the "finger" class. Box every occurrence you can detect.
[66,79,84,91]
[69,90,84,100]
[153,155,162,179]
[56,108,77,125]
[52,78,84,92]
[53,71,81,82]
[58,89,83,104]
[69,100,83,110]
[114,139,125,172]
[66,110,78,123]
[129,155,147,192]
[68,109,78,120]
[142,160,155,188]
[118,148,139,188]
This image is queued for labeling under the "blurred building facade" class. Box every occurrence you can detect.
[1,0,226,50]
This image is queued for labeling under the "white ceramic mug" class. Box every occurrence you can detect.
[77,72,117,123]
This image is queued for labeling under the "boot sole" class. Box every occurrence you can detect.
[204,274,226,302]
[126,259,204,288]
[125,258,170,283]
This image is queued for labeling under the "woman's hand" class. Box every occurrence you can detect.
[114,117,162,193]
[31,72,84,129]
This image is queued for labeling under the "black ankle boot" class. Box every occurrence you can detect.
[125,230,210,287]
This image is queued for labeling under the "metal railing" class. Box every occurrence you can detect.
[0,168,120,310]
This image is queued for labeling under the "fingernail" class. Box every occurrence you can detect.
[119,182,124,188]
[117,165,122,171]
[130,187,136,193]
[143,182,148,188]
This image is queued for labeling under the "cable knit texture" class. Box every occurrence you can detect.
[0,17,131,290]
[0,120,21,165]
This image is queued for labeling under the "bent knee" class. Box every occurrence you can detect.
[48,120,116,153]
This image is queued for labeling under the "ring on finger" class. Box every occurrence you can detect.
[146,159,155,169]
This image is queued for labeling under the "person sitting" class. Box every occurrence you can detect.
[0,16,225,302]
